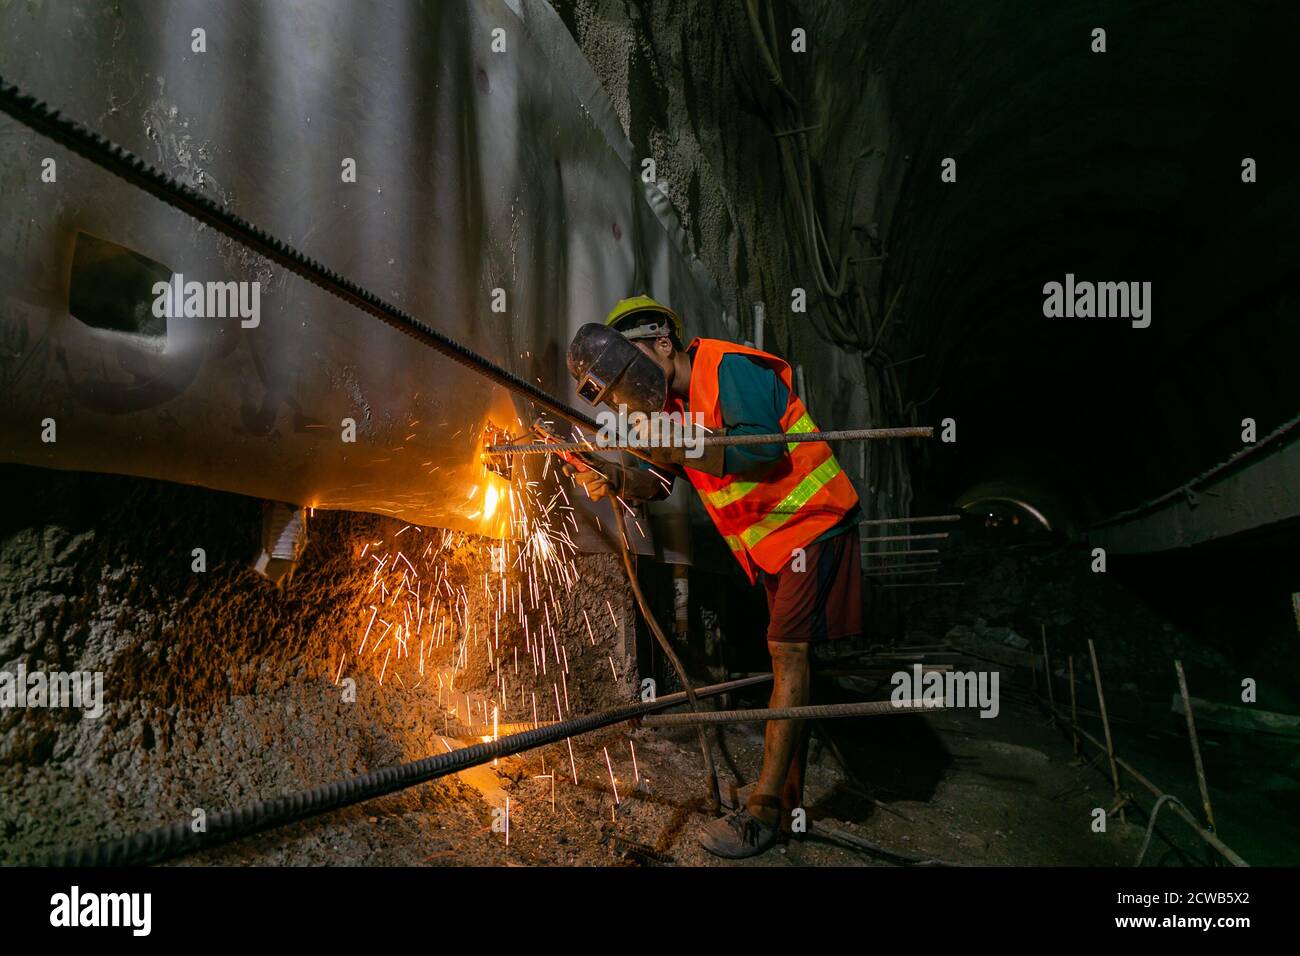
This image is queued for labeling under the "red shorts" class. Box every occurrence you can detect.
[762,530,862,644]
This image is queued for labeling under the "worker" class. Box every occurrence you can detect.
[566,295,862,858]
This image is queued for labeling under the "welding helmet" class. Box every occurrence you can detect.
[567,322,667,415]
[604,295,684,345]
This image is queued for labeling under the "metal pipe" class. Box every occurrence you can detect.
[486,425,934,456]
[1041,625,1055,711]
[1068,655,1081,758]
[772,123,823,139]
[641,698,940,726]
[859,514,961,526]
[447,695,938,735]
[1088,639,1125,821]
[1174,660,1217,833]
[861,532,949,544]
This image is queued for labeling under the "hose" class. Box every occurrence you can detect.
[610,503,721,812]
[44,674,771,867]
[1134,793,1194,867]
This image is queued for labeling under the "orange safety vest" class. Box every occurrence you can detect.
[670,338,859,584]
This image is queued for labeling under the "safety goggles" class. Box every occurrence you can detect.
[576,370,611,406]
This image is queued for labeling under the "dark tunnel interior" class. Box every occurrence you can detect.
[877,0,1299,523]
[1,0,1298,894]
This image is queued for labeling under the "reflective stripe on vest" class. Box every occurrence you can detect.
[784,411,816,450]
[702,412,818,510]
[739,455,843,549]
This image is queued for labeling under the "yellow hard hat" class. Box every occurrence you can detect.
[604,294,683,344]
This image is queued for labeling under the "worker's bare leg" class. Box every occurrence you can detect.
[745,640,810,827]
[780,720,812,826]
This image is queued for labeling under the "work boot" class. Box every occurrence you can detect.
[697,806,779,859]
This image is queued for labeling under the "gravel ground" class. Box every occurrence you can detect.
[174,680,1148,867]
[0,465,635,865]
[0,465,1160,867]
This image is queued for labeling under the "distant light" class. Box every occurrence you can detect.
[961,496,1052,531]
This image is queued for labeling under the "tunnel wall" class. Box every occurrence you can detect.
[0,0,759,861]
[550,0,913,517]
[0,0,728,543]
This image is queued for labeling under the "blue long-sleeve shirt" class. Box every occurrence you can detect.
[711,353,861,542]
[715,353,791,473]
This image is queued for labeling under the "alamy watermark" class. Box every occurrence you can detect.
[594,404,707,459]
[50,886,150,936]
[1042,274,1150,328]
[0,663,104,719]
[152,273,261,328]
[891,663,999,719]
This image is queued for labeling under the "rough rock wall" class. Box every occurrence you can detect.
[550,0,915,517]
[0,464,635,863]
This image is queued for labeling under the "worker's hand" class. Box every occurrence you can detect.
[566,465,615,502]
[646,442,726,477]
[565,461,670,504]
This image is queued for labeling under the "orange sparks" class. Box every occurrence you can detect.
[603,746,620,805]
[348,470,585,738]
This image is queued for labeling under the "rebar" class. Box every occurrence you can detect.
[1174,660,1217,833]
[47,674,772,866]
[1052,705,1247,867]
[486,425,934,457]
[1087,639,1124,821]
[859,514,961,526]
